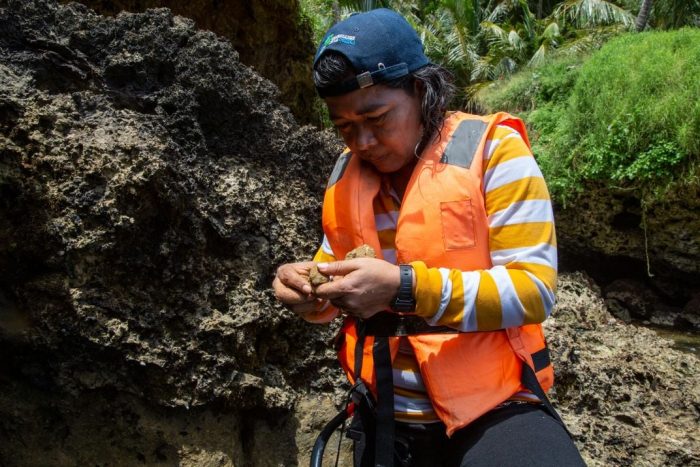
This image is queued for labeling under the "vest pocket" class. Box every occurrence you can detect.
[440,200,476,250]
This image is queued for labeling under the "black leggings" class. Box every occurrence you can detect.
[350,403,586,467]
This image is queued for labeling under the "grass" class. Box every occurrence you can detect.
[475,28,700,204]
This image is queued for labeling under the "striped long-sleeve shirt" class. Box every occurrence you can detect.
[307,123,557,421]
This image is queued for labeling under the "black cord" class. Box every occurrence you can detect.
[334,393,354,467]
[333,417,346,467]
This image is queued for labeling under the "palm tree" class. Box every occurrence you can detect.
[301,0,640,108]
[635,0,653,31]
[651,0,700,29]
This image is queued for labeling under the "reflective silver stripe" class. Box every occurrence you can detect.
[327,152,352,188]
[440,120,488,168]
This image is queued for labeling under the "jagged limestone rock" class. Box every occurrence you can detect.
[556,182,700,325]
[57,0,319,124]
[0,0,344,464]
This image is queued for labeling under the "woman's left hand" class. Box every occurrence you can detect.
[313,258,401,319]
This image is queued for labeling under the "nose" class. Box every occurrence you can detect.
[354,124,376,152]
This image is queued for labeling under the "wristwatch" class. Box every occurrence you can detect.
[391,264,416,312]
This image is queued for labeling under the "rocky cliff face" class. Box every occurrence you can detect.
[1,0,343,464]
[0,1,697,466]
[556,182,700,329]
[58,0,319,124]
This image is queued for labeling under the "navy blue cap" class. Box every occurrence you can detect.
[313,8,430,98]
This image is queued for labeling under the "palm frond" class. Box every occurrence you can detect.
[517,0,538,39]
[481,21,509,44]
[542,21,561,42]
[508,29,526,52]
[552,24,624,57]
[652,0,700,29]
[486,2,511,23]
[528,43,549,67]
[554,0,635,28]
[471,57,494,81]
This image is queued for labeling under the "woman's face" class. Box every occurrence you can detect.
[324,84,423,174]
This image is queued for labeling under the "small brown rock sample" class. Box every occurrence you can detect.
[308,244,376,287]
[345,244,376,260]
[309,264,330,287]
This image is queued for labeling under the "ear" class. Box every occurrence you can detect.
[413,79,424,96]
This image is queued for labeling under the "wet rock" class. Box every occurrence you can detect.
[603,279,700,330]
[556,182,700,324]
[605,278,660,320]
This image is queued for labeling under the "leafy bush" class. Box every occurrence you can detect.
[476,55,584,114]
[477,28,700,202]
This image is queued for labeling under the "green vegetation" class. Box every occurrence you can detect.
[476,55,583,114]
[299,0,688,108]
[477,28,700,203]
[300,1,699,107]
[298,2,699,200]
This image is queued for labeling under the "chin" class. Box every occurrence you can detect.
[370,162,398,173]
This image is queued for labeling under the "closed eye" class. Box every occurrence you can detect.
[335,122,352,134]
[367,113,387,124]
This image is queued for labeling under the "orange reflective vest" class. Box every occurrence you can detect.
[322,111,554,436]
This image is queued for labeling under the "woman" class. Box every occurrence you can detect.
[273,8,584,467]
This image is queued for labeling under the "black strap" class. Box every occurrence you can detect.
[350,319,379,452]
[364,312,458,337]
[354,319,367,379]
[531,347,550,372]
[372,335,395,467]
[520,362,572,438]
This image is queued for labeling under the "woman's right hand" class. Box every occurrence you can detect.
[272,261,322,316]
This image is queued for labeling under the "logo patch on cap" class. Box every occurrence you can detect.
[318,33,356,55]
[330,34,356,45]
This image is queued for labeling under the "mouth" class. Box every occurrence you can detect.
[360,153,386,164]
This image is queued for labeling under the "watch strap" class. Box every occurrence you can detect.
[391,264,416,312]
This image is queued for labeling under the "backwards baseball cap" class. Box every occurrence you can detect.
[313,8,430,98]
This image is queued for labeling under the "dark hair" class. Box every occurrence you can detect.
[313,53,455,155]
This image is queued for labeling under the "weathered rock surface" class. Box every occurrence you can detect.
[0,1,698,466]
[555,182,700,326]
[548,273,699,466]
[58,0,319,124]
[0,0,344,463]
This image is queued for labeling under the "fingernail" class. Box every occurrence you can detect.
[317,263,328,270]
[302,284,312,294]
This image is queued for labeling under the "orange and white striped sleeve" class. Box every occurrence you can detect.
[412,124,557,331]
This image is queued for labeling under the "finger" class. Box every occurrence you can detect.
[314,280,350,300]
[274,278,315,305]
[276,266,313,295]
[316,259,361,277]
[277,289,315,306]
